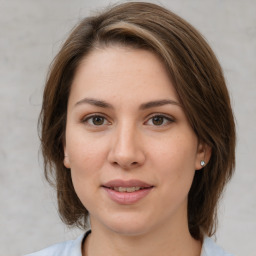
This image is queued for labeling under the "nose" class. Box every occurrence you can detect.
[107,122,146,170]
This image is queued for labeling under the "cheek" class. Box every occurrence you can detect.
[67,139,105,208]
[66,128,108,167]
[151,134,198,189]
[151,133,197,168]
[65,131,109,192]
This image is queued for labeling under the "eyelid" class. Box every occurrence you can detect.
[80,112,174,126]
[144,113,175,126]
[81,113,111,126]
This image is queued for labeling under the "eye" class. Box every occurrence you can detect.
[146,114,174,126]
[82,115,110,126]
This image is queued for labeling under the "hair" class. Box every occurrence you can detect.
[39,2,236,240]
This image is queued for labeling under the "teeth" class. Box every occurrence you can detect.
[113,186,141,192]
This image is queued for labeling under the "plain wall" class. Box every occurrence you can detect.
[0,0,255,255]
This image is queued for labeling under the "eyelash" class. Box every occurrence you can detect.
[81,114,174,127]
[82,114,110,126]
[145,114,174,126]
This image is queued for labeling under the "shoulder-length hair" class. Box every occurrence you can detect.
[39,2,236,240]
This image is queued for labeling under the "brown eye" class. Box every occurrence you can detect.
[92,116,105,125]
[83,115,109,126]
[145,114,174,126]
[152,116,164,125]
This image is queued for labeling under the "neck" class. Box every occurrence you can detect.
[83,217,202,256]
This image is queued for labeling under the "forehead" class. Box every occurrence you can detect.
[69,46,178,106]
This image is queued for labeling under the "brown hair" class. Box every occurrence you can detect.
[39,2,236,240]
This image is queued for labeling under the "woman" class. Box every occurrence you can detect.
[26,2,235,256]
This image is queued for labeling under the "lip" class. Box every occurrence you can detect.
[102,179,154,205]
[103,179,153,188]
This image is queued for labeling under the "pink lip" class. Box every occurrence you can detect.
[102,179,154,205]
[103,179,153,188]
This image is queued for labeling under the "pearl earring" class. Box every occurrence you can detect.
[200,160,205,167]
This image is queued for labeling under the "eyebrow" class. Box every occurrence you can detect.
[75,98,113,109]
[74,97,180,109]
[139,99,180,110]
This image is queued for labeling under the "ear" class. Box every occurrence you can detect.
[195,141,212,170]
[63,146,71,168]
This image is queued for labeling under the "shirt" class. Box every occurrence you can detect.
[24,230,234,256]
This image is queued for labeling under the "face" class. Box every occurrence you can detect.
[64,46,207,236]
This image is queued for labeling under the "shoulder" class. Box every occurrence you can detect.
[201,236,234,256]
[24,232,89,256]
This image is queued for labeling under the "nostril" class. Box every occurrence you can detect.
[111,161,139,169]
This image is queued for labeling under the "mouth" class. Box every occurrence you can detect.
[102,179,154,191]
[101,179,154,204]
[102,186,153,193]
[104,186,151,193]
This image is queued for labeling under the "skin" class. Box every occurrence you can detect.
[64,46,211,256]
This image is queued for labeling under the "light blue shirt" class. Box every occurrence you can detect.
[24,231,234,256]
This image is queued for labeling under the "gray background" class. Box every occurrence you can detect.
[0,0,255,255]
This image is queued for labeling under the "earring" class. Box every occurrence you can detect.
[200,160,205,167]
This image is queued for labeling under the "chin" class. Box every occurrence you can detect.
[110,225,150,237]
[101,213,154,237]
